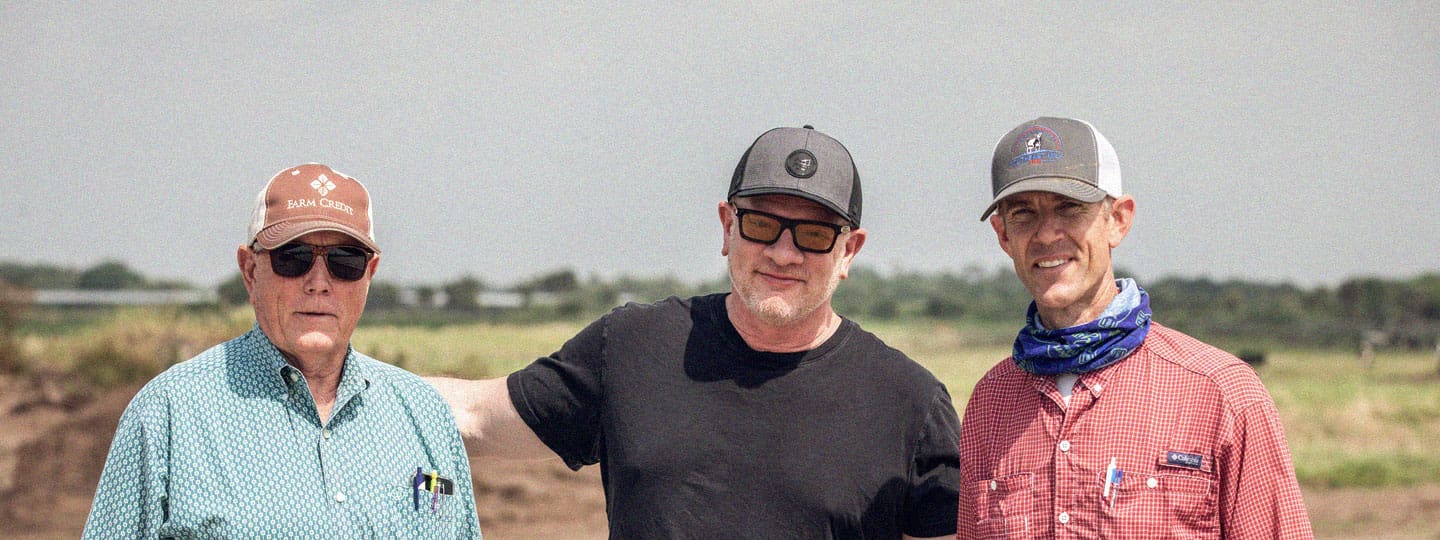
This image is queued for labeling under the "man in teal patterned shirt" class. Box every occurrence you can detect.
[83,163,481,538]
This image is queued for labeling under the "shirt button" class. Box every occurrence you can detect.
[1058,440,1071,452]
[1093,383,1104,393]
[1147,477,1159,488]
[1058,511,1070,524]
[334,492,346,503]
[322,429,332,439]
[989,480,997,491]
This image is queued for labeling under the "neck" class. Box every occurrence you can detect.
[283,351,346,422]
[725,294,842,353]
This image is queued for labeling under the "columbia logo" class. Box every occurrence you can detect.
[311,175,337,196]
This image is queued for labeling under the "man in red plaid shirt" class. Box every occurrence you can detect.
[958,117,1313,539]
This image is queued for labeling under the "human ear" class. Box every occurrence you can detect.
[236,245,258,297]
[836,228,866,280]
[1108,196,1136,248]
[718,201,734,256]
[989,214,1015,258]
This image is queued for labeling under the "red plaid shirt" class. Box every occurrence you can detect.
[957,323,1313,539]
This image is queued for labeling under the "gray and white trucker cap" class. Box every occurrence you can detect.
[981,116,1121,221]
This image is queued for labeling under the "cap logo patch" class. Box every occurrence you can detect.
[310,174,337,196]
[785,149,818,179]
[1008,125,1063,168]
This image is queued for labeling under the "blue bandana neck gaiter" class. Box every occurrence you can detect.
[1013,278,1152,376]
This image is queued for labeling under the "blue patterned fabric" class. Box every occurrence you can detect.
[82,326,481,539]
[1013,278,1152,375]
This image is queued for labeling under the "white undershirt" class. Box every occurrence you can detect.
[1056,373,1080,407]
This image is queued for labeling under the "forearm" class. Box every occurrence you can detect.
[425,375,558,461]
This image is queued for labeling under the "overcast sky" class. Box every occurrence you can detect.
[3,2,1437,290]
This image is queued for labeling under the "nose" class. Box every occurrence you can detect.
[1032,212,1067,244]
[302,256,333,294]
[762,228,806,266]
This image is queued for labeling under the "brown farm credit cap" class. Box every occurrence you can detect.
[247,163,379,253]
[981,116,1122,221]
[729,125,862,226]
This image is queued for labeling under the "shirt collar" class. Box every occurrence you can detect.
[1025,351,1126,400]
[243,324,373,397]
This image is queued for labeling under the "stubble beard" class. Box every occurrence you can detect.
[730,260,844,327]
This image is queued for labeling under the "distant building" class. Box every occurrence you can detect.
[478,291,525,309]
[33,289,217,306]
[397,288,448,308]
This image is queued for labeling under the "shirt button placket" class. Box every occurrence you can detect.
[319,426,339,509]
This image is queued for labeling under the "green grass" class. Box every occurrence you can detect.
[848,318,1011,404]
[352,322,584,379]
[11,308,1440,490]
[1263,350,1440,488]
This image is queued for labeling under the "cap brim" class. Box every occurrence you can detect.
[253,219,380,253]
[979,177,1108,221]
[731,187,858,226]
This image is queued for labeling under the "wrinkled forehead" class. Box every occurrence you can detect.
[732,194,845,222]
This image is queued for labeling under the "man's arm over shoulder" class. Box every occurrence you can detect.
[425,375,558,461]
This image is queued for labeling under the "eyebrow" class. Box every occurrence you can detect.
[737,205,846,225]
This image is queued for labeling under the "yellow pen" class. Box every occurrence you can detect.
[429,470,439,513]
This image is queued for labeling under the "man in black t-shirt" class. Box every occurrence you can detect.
[429,126,959,539]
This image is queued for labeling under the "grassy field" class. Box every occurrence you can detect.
[19,307,1437,491]
[7,307,1440,537]
[351,315,1440,491]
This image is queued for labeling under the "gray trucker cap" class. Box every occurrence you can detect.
[729,125,862,226]
[981,116,1122,221]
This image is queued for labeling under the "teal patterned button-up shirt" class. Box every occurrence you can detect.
[82,326,481,539]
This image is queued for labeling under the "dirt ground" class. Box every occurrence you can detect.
[1,375,1436,539]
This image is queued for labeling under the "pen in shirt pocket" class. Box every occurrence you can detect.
[1102,457,1123,508]
[410,467,456,514]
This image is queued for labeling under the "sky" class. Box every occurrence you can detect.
[3,2,1437,290]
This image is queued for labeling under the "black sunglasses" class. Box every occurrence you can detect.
[261,242,373,281]
[733,207,851,254]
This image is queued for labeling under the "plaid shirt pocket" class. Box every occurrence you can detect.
[970,472,1034,539]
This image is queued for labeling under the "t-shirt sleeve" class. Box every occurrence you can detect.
[506,315,609,470]
[904,385,961,537]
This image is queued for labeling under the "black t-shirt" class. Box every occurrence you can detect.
[507,294,960,538]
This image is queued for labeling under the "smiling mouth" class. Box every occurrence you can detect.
[759,271,803,285]
[1036,258,1067,269]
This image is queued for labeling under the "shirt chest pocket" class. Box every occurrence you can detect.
[382,486,459,539]
[969,472,1034,540]
[1102,471,1219,539]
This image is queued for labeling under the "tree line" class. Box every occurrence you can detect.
[3,260,1438,350]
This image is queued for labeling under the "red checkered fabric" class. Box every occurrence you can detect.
[957,323,1313,539]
